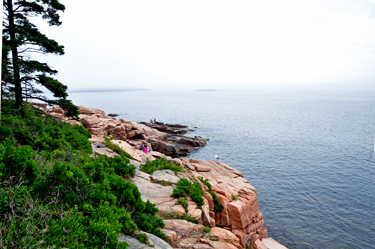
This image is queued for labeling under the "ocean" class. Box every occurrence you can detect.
[68,89,375,249]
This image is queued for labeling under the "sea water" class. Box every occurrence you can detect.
[68,89,375,249]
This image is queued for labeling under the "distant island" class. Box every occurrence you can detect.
[194,89,217,91]
[68,88,147,93]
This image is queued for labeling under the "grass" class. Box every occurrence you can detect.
[176,198,189,213]
[151,178,174,186]
[160,213,198,224]
[103,137,132,159]
[140,158,185,175]
[202,226,211,233]
[232,194,239,201]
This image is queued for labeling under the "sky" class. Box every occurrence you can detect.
[31,0,375,91]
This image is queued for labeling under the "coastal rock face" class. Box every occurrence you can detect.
[184,159,268,248]
[39,105,207,157]
[162,219,241,249]
[38,104,287,249]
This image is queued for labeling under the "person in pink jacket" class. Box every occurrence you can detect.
[142,146,148,153]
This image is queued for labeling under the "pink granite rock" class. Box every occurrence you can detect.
[78,106,106,118]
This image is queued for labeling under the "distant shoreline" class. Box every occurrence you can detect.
[68,88,147,93]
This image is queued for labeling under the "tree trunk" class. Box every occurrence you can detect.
[6,0,23,108]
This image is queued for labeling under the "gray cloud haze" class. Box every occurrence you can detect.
[31,0,375,91]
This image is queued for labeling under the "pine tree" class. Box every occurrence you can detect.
[2,0,79,118]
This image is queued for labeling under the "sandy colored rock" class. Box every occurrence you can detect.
[161,229,177,243]
[132,176,173,202]
[254,238,288,249]
[152,170,180,183]
[149,151,166,159]
[81,115,100,128]
[79,106,106,118]
[111,140,142,161]
[190,163,212,172]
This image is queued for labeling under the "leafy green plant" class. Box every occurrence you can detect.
[213,204,224,212]
[172,178,205,209]
[232,194,239,201]
[0,100,166,248]
[199,177,224,213]
[140,158,185,175]
[202,226,211,233]
[134,232,149,245]
[176,198,189,213]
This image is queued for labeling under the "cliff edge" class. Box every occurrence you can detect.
[34,103,287,249]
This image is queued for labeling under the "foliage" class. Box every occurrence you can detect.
[103,137,132,159]
[140,157,185,175]
[213,204,224,213]
[134,232,149,245]
[0,100,165,248]
[232,194,239,201]
[176,197,189,213]
[160,213,198,224]
[151,178,174,186]
[199,177,225,213]
[202,226,211,233]
[2,0,78,117]
[198,176,212,190]
[0,100,91,155]
[172,178,205,209]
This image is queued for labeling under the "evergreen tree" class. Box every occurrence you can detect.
[2,0,79,118]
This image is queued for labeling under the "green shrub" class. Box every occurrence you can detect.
[140,158,185,175]
[172,178,205,209]
[198,176,212,190]
[134,232,149,244]
[0,100,165,248]
[199,176,224,213]
[213,204,224,212]
[202,226,211,233]
[176,198,189,213]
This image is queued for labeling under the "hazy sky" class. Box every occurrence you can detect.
[32,0,375,91]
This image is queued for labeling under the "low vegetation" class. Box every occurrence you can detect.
[103,137,132,159]
[0,100,165,248]
[172,178,205,209]
[140,157,185,175]
[176,197,189,213]
[199,177,225,213]
[202,226,211,233]
[160,213,198,224]
[150,178,174,186]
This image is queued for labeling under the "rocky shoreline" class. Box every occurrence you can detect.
[32,102,287,249]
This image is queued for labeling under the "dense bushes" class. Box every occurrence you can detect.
[0,100,165,248]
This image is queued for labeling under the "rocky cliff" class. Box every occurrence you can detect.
[33,103,287,249]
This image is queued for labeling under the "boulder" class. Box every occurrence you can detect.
[110,140,142,161]
[81,115,100,128]
[78,106,106,118]
[52,106,65,114]
[254,238,288,249]
[132,176,173,203]
[152,170,180,183]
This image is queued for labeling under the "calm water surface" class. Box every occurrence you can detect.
[69,90,375,249]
